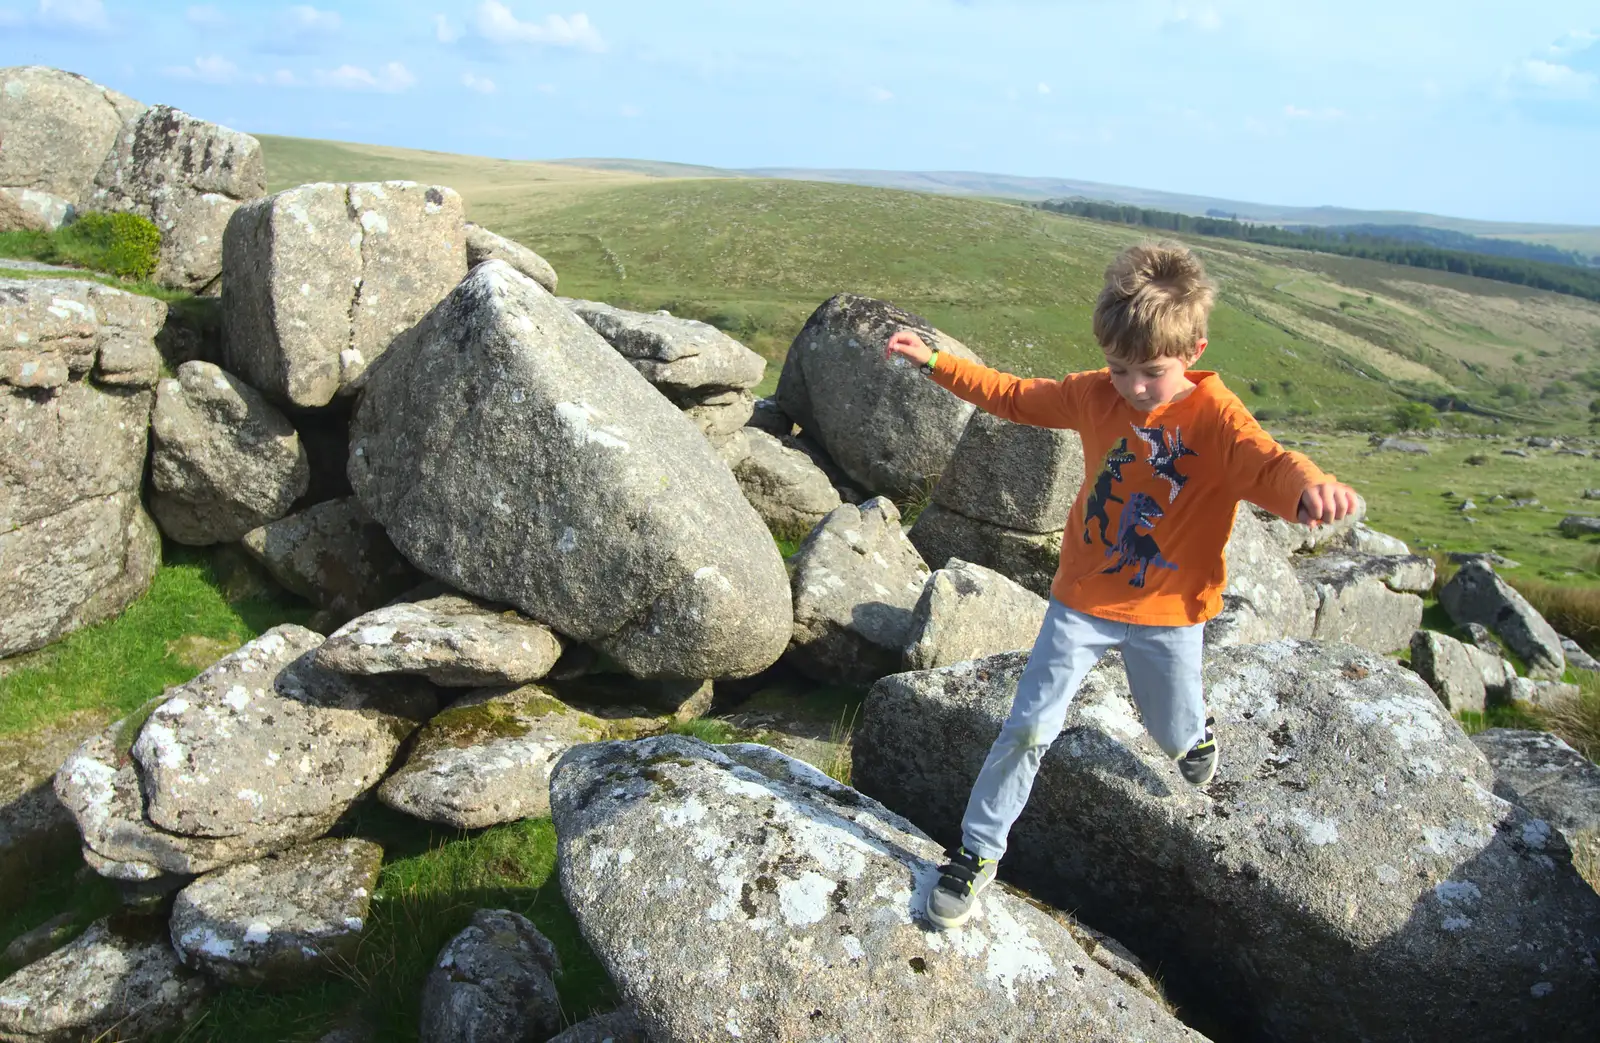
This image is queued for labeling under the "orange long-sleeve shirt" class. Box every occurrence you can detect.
[929,355,1331,626]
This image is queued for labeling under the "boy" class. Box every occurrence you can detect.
[884,241,1358,929]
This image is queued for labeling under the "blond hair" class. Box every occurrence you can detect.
[1092,241,1216,363]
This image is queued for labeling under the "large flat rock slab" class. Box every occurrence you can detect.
[0,66,144,215]
[317,594,565,687]
[551,735,1207,1043]
[855,642,1600,1043]
[169,838,383,987]
[349,261,791,680]
[55,626,433,879]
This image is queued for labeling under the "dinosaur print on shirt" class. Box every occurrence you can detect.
[1083,437,1137,547]
[1134,423,1198,503]
[1102,491,1178,588]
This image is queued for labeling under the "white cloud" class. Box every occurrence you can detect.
[474,2,605,51]
[1548,29,1597,58]
[619,104,640,117]
[1513,58,1596,99]
[36,0,109,32]
[1284,104,1346,120]
[1161,3,1220,31]
[286,4,340,34]
[0,8,24,27]
[434,13,460,43]
[265,68,299,86]
[163,54,240,84]
[868,85,893,103]
[461,71,496,93]
[314,62,417,93]
[186,4,225,29]
[1037,82,1051,95]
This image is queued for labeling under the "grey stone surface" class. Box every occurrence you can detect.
[1247,498,1368,557]
[419,909,562,1043]
[1558,514,1600,537]
[727,427,841,540]
[1409,629,1486,713]
[1,276,166,390]
[787,498,931,684]
[565,297,764,399]
[1,297,160,657]
[55,626,433,879]
[1,912,77,969]
[932,410,1084,533]
[1559,635,1600,671]
[241,498,422,622]
[169,838,383,986]
[548,1008,652,1043]
[149,360,309,545]
[222,181,468,407]
[680,387,755,445]
[903,558,1047,671]
[0,915,209,1042]
[906,503,1061,598]
[1205,507,1315,648]
[746,396,793,437]
[318,594,565,687]
[1507,678,1581,711]
[0,66,144,214]
[855,642,1600,1043]
[550,736,1205,1043]
[349,261,791,680]
[1373,437,1429,454]
[1294,553,1433,653]
[775,294,980,500]
[1440,560,1565,679]
[1335,524,1411,556]
[1463,643,1516,699]
[465,222,557,292]
[379,685,605,829]
[1471,728,1600,879]
[0,188,54,232]
[90,105,266,291]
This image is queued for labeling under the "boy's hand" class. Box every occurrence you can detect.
[1297,481,1359,527]
[885,330,933,367]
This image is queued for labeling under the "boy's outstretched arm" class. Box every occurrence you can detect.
[885,330,1082,429]
[1221,402,1359,527]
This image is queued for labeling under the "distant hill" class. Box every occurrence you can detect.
[543,158,1600,257]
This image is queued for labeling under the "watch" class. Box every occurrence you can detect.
[922,349,940,374]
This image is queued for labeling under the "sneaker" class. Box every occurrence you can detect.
[925,846,998,929]
[1178,715,1218,785]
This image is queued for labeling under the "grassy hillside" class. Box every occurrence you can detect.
[257,135,1600,429]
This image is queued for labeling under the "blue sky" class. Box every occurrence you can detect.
[2,1,1597,224]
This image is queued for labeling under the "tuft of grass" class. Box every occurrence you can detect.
[1532,673,1600,762]
[0,544,311,737]
[1455,705,1543,736]
[821,704,859,786]
[895,475,940,528]
[666,717,747,744]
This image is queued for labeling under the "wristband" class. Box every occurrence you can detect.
[922,349,939,374]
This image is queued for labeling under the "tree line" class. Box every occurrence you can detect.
[1033,198,1600,303]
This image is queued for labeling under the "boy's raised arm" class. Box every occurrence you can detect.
[1220,402,1357,525]
[885,330,1082,430]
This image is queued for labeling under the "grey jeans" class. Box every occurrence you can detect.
[961,598,1206,861]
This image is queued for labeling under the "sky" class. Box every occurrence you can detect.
[2,1,1597,225]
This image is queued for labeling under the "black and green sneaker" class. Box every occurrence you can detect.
[926,846,998,929]
[1179,715,1218,785]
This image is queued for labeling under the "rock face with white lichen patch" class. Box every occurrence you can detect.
[54,625,434,880]
[221,180,467,408]
[854,641,1600,1043]
[549,735,1208,1043]
[348,261,792,680]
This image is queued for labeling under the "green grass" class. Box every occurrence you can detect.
[1271,430,1600,583]
[0,545,312,737]
[0,212,162,282]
